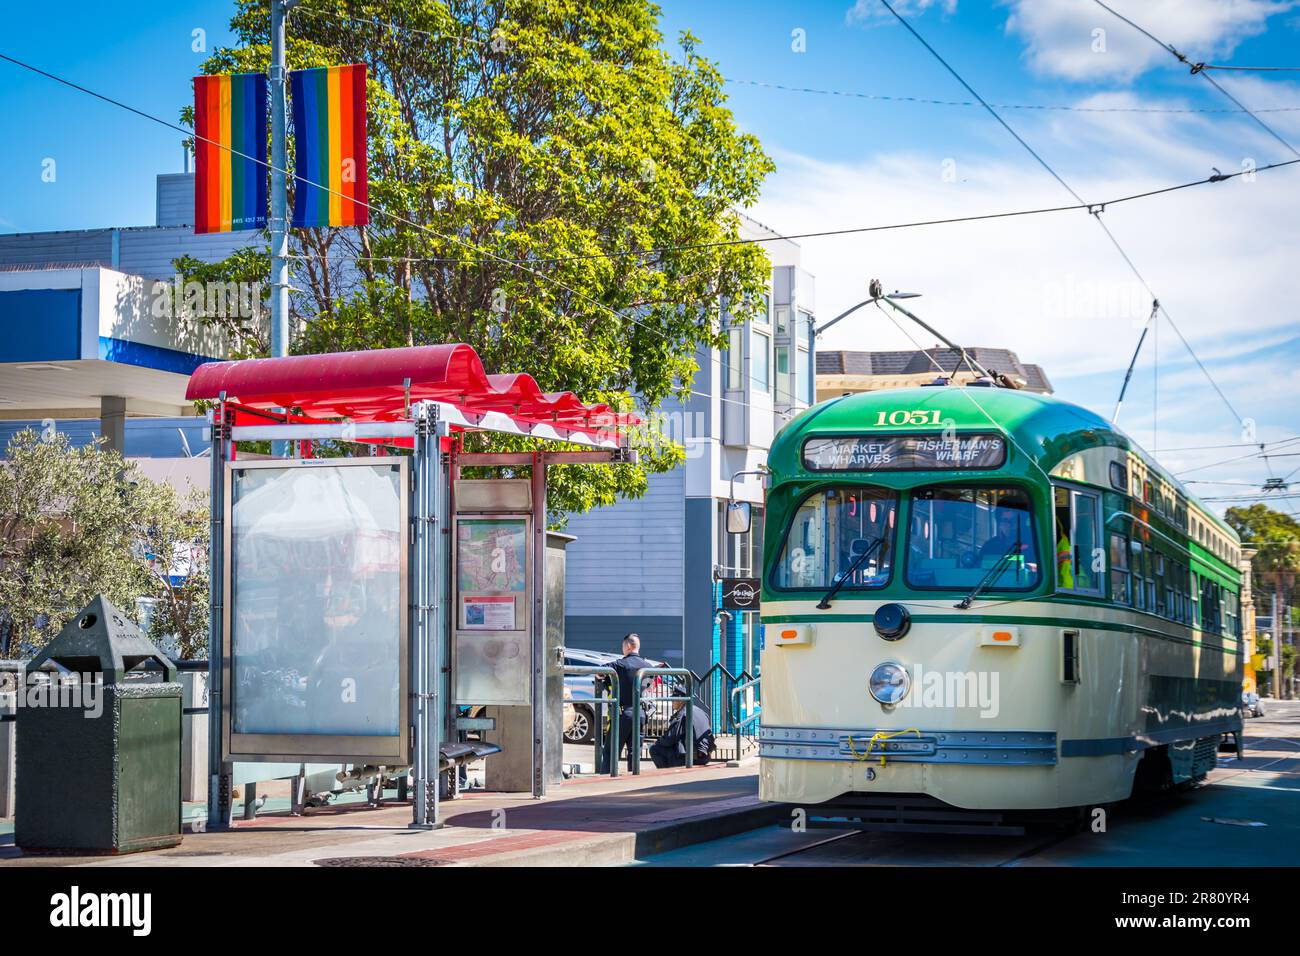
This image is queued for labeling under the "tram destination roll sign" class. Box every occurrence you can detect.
[802,433,1006,471]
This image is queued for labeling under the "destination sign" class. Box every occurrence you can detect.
[802,434,1007,471]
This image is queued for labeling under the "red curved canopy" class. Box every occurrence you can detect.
[186,343,638,437]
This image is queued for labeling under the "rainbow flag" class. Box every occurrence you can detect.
[193,73,268,234]
[290,64,369,228]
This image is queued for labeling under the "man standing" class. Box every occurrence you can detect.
[611,633,653,767]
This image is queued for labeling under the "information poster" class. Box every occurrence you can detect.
[455,516,530,705]
[462,594,516,630]
[456,517,526,631]
[225,459,407,761]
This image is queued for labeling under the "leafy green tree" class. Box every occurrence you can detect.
[0,431,208,658]
[185,0,775,521]
[138,489,212,659]
[1226,503,1300,608]
[1227,504,1300,697]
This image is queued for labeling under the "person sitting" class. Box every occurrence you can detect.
[649,695,715,768]
[980,510,1028,559]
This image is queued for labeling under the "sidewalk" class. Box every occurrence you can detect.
[0,759,776,867]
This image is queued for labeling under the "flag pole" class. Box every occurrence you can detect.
[269,0,300,455]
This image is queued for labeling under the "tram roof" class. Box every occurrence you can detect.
[770,386,1235,538]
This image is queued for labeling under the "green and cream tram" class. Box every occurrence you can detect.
[746,386,1244,811]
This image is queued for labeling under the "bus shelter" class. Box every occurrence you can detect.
[186,344,637,829]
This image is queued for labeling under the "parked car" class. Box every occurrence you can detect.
[562,647,684,744]
[1241,691,1265,719]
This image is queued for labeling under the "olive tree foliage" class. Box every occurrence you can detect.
[0,431,210,659]
[182,0,775,521]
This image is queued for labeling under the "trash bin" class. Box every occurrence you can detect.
[16,595,182,853]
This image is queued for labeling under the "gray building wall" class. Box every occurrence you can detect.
[0,173,257,282]
[0,227,256,281]
[563,465,685,665]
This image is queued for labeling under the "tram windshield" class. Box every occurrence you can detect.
[773,487,897,590]
[906,486,1041,590]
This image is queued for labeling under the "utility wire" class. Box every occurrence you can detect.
[1091,0,1300,161]
[1201,65,1300,73]
[879,0,1084,205]
[879,0,1250,435]
[9,41,1288,271]
[273,161,1297,267]
[0,49,791,424]
[290,4,494,47]
[1175,437,1300,477]
[725,77,1300,114]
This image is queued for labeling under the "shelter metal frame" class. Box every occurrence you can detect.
[205,396,632,831]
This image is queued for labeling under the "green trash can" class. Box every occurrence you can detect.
[16,595,183,854]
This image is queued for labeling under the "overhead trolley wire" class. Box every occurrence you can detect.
[878,0,1254,437]
[1091,0,1300,161]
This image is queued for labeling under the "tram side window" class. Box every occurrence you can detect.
[1109,533,1130,604]
[1129,541,1158,613]
[1144,550,1157,610]
[1198,577,1222,633]
[1174,562,1189,623]
[1159,554,1180,621]
[1052,486,1102,594]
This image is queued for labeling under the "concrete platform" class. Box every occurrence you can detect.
[0,758,772,868]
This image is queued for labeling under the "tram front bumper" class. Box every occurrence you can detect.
[757,725,1141,810]
[760,726,1058,766]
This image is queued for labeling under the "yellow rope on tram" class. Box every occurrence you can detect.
[845,729,922,767]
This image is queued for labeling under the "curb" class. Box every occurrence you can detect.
[450,798,787,867]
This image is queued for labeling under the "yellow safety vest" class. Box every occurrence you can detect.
[1056,534,1074,589]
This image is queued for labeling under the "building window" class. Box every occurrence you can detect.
[799,346,813,404]
[775,345,791,402]
[725,327,743,390]
[796,309,812,347]
[752,329,771,393]
[775,305,789,334]
[755,293,770,327]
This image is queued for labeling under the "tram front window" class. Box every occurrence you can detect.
[906,486,1041,590]
[773,487,898,590]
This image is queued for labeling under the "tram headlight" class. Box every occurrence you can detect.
[868,661,911,705]
[873,603,910,641]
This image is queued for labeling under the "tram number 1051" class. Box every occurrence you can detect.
[874,409,944,427]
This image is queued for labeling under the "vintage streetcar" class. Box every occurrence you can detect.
[735,384,1244,814]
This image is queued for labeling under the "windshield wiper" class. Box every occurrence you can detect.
[817,537,884,609]
[955,539,1022,610]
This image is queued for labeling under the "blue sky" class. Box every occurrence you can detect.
[2,0,1298,514]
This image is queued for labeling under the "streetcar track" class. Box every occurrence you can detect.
[753,829,865,865]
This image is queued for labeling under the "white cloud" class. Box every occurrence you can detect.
[848,0,957,26]
[747,102,1300,496]
[1004,0,1297,83]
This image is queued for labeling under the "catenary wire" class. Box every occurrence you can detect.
[879,0,1252,436]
